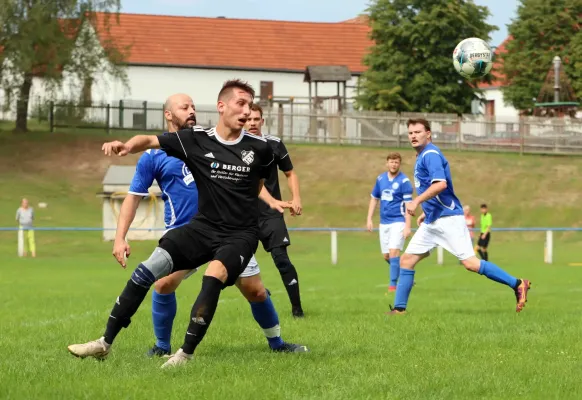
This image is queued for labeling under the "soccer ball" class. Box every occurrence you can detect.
[452,37,493,79]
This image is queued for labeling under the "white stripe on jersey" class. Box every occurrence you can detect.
[265,134,281,142]
[422,149,439,158]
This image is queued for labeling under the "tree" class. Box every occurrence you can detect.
[501,0,582,113]
[0,1,128,132]
[356,0,496,114]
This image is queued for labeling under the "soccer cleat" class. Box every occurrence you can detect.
[160,348,193,368]
[67,337,110,360]
[292,307,305,318]
[514,279,531,313]
[385,304,407,316]
[272,342,309,353]
[147,344,171,358]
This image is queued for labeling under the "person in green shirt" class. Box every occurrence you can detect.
[476,203,492,261]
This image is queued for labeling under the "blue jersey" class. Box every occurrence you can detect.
[128,149,198,229]
[371,171,413,224]
[413,143,463,224]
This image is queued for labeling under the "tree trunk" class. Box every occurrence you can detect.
[14,73,33,133]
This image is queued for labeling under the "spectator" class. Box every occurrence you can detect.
[16,198,36,258]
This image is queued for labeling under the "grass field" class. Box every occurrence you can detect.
[1,128,582,399]
[2,232,582,399]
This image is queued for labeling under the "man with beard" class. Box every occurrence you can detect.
[102,92,308,359]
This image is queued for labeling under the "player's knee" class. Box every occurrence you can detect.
[139,246,174,284]
[461,256,481,272]
[154,275,181,294]
[400,253,416,270]
[271,247,294,273]
[205,260,228,283]
[239,278,267,302]
[389,249,400,259]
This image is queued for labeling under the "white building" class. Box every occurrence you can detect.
[2,13,521,123]
[477,38,519,117]
[15,13,371,115]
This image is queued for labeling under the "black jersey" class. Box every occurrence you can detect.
[157,126,274,230]
[259,135,294,220]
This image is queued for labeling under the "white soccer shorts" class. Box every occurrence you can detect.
[239,254,261,278]
[405,215,475,260]
[182,255,261,279]
[379,222,406,253]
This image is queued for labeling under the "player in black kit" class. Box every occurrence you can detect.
[67,80,303,368]
[245,103,305,317]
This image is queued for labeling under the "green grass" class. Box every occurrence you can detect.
[1,232,582,399]
[2,127,582,398]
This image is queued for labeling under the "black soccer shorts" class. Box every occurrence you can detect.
[477,232,491,248]
[258,216,291,252]
[159,218,258,287]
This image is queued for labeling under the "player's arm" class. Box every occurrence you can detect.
[366,197,379,232]
[113,195,141,268]
[278,142,302,215]
[402,181,414,237]
[405,153,447,215]
[367,178,381,231]
[112,153,157,268]
[102,135,161,156]
[259,180,291,214]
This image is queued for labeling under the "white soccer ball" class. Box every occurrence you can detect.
[452,37,493,79]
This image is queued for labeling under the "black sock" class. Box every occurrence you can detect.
[483,251,489,261]
[477,249,484,259]
[272,248,302,310]
[181,275,223,355]
[103,279,150,344]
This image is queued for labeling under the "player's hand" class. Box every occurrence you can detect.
[416,214,425,226]
[290,197,302,216]
[102,141,129,156]
[269,200,292,214]
[405,201,418,216]
[481,233,486,239]
[366,219,374,232]
[403,226,412,239]
[113,238,131,268]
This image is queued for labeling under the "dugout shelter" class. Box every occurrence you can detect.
[99,165,164,241]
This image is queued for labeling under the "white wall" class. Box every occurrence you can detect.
[95,65,360,108]
[480,87,519,117]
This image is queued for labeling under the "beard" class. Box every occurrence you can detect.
[174,115,197,130]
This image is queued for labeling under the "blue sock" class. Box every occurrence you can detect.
[394,269,416,309]
[250,293,284,349]
[388,257,401,286]
[151,291,176,352]
[478,260,518,288]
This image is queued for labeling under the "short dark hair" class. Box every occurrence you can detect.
[250,103,263,117]
[480,203,487,208]
[217,79,255,102]
[406,118,431,132]
[386,152,401,162]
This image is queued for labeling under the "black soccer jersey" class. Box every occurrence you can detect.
[157,126,274,230]
[259,134,294,220]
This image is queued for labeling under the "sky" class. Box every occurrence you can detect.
[120,0,519,47]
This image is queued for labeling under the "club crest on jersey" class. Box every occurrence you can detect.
[241,150,254,165]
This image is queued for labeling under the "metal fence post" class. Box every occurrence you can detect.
[143,101,147,130]
[106,104,111,134]
[119,100,124,129]
[49,101,54,133]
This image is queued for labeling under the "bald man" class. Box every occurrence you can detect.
[107,93,307,358]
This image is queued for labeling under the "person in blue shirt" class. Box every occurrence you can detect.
[367,152,413,292]
[387,118,531,315]
[111,93,307,356]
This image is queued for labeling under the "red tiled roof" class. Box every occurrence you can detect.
[94,13,372,73]
[478,37,510,88]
